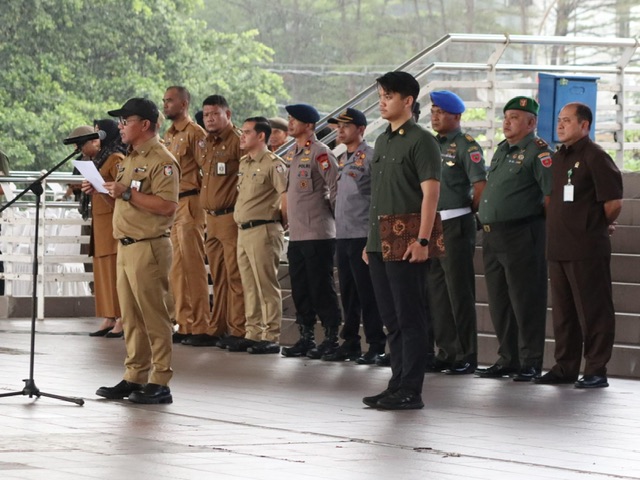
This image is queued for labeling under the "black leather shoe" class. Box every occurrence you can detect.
[281,338,316,357]
[184,334,219,347]
[356,350,384,365]
[173,332,191,344]
[247,341,280,354]
[476,363,518,378]
[128,383,173,404]
[375,353,391,366]
[575,375,609,389]
[535,371,577,385]
[227,337,257,352]
[362,388,395,408]
[307,339,339,359]
[322,342,361,361]
[445,362,476,375]
[96,380,143,399]
[513,366,541,382]
[376,388,424,410]
[105,330,124,338]
[425,358,450,373]
[89,327,113,337]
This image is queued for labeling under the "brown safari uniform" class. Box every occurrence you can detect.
[113,136,180,387]
[164,117,209,336]
[234,150,288,342]
[196,123,246,337]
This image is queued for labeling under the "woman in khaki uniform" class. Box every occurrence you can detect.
[85,119,127,337]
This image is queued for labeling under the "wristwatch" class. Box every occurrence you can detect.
[417,237,429,247]
[121,187,132,202]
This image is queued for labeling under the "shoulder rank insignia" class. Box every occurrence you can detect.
[465,134,475,142]
[535,137,549,148]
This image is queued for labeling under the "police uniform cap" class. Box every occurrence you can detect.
[108,97,160,123]
[285,104,320,124]
[430,90,466,115]
[327,108,367,127]
[269,117,288,132]
[503,96,539,116]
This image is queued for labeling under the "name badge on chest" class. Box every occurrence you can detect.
[564,168,574,202]
[217,162,226,175]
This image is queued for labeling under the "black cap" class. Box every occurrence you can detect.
[328,108,367,127]
[108,98,160,123]
[285,103,320,124]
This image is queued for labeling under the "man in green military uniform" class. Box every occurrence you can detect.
[476,96,552,382]
[427,90,486,375]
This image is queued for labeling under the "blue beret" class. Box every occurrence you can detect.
[285,103,320,124]
[430,90,466,115]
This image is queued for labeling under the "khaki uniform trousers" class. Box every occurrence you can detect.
[205,212,245,337]
[237,222,284,342]
[170,195,210,335]
[118,237,173,386]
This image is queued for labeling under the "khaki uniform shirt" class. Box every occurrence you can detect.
[335,141,374,239]
[478,132,553,224]
[233,150,288,225]
[113,136,180,240]
[196,123,244,212]
[284,135,338,241]
[164,116,207,193]
[436,129,487,210]
[366,119,442,253]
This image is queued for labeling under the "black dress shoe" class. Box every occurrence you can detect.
[322,342,361,361]
[575,375,609,389]
[375,353,391,367]
[445,362,476,375]
[184,334,219,347]
[376,388,424,410]
[227,337,257,352]
[105,330,124,338]
[355,350,385,365]
[535,371,576,385]
[476,363,519,378]
[89,327,113,337]
[173,332,191,344]
[247,341,280,354]
[218,335,246,350]
[96,380,143,399]
[513,366,541,382]
[425,358,450,373]
[362,388,395,408]
[128,383,173,404]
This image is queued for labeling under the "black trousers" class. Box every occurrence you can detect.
[427,213,478,365]
[548,257,615,378]
[368,252,430,394]
[336,238,386,349]
[482,217,547,369]
[287,239,341,329]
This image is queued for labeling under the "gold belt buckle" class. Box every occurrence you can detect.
[483,224,491,233]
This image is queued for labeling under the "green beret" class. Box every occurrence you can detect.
[503,96,539,116]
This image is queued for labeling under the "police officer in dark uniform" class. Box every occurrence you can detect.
[280,103,342,359]
[427,91,486,374]
[476,96,553,382]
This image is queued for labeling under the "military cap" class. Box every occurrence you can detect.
[269,117,288,132]
[430,90,466,115]
[108,97,160,123]
[503,96,539,116]
[285,103,320,124]
[327,108,367,127]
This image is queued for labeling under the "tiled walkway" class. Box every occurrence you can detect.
[0,318,638,480]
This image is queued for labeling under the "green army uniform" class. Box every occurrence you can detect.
[427,129,486,368]
[478,131,553,373]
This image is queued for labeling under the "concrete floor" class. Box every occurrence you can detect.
[0,317,639,480]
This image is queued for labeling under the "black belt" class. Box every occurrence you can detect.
[238,219,277,230]
[481,215,542,233]
[179,189,199,199]
[119,235,169,246]
[207,207,234,216]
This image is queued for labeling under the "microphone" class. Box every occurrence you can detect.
[63,130,106,145]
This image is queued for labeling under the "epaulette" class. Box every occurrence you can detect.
[535,137,549,148]
[240,153,250,162]
[465,133,476,143]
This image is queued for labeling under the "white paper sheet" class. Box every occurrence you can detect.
[71,160,108,194]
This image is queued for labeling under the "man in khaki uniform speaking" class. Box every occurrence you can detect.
[91,97,180,404]
[162,86,209,345]
[196,95,247,350]
[232,117,288,354]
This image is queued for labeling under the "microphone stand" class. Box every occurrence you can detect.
[0,148,85,405]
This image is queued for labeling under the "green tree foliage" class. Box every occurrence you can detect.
[0,0,286,170]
